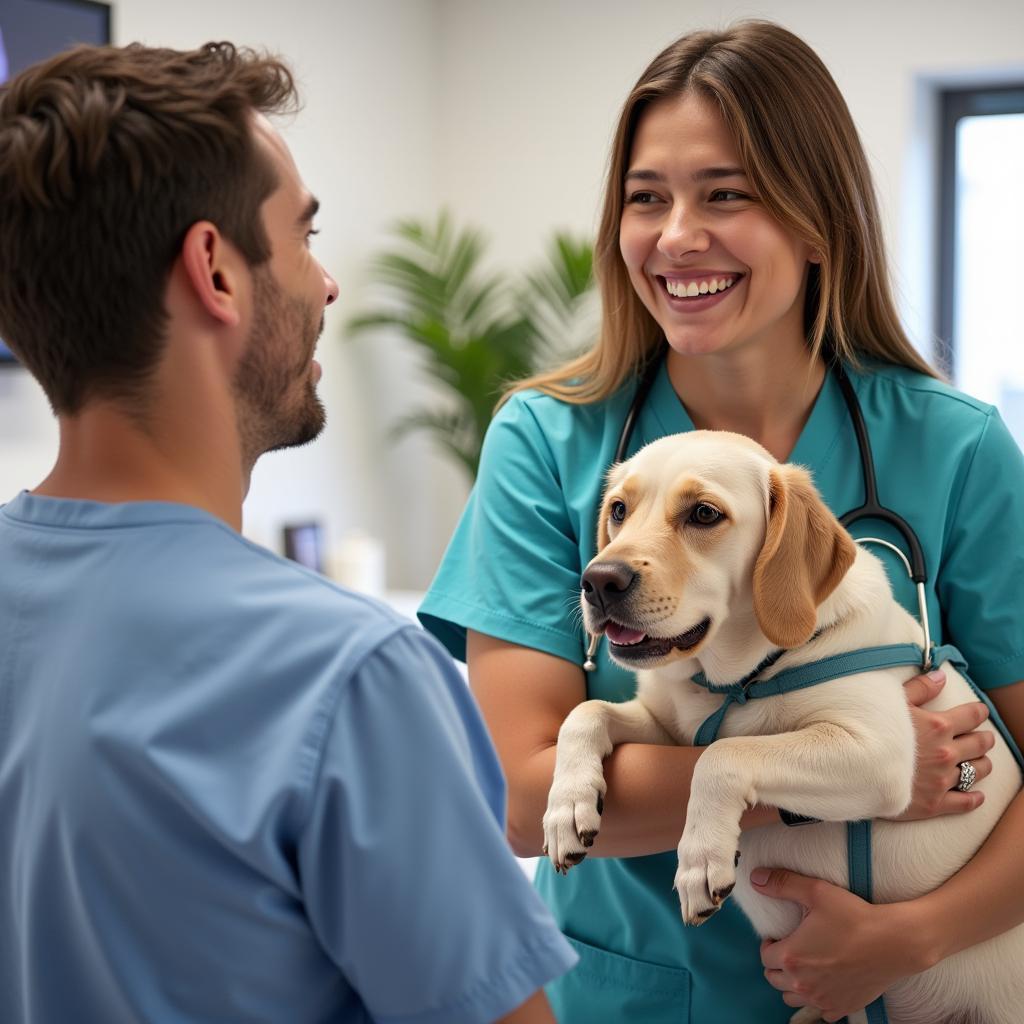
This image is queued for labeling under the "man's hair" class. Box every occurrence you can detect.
[0,41,297,413]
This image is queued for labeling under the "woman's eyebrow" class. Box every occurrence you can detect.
[623,168,666,183]
[692,166,746,182]
[623,166,747,183]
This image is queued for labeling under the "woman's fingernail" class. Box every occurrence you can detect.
[751,868,770,886]
[927,670,945,683]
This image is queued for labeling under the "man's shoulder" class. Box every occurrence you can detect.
[173,524,410,648]
[31,502,414,668]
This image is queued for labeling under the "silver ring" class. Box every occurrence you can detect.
[956,761,977,793]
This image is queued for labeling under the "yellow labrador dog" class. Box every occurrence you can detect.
[542,430,1023,1024]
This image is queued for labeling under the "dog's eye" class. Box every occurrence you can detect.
[689,502,723,526]
[610,500,627,524]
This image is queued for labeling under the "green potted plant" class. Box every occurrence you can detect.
[347,211,595,481]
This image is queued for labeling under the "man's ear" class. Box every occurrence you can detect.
[752,464,856,648]
[179,221,244,328]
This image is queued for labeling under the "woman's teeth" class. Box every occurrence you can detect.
[664,276,737,298]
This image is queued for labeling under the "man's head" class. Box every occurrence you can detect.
[0,40,334,452]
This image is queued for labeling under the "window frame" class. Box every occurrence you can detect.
[937,84,1024,379]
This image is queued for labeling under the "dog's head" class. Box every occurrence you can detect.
[581,430,856,668]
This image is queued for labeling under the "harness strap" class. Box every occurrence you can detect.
[693,700,734,747]
[694,641,943,1024]
[696,637,1024,1024]
[847,820,888,1024]
[864,991,891,1024]
[693,639,1024,1024]
[692,643,926,746]
[846,819,873,903]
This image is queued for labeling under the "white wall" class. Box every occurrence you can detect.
[2,1,1023,589]
[0,0,464,590]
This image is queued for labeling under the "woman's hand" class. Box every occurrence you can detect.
[752,869,931,1022]
[891,670,995,820]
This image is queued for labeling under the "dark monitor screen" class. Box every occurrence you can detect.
[0,0,111,365]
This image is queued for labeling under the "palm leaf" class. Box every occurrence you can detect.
[347,213,595,481]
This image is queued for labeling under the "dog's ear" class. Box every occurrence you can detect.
[752,464,856,648]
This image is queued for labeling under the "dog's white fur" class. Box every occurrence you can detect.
[543,431,1023,1024]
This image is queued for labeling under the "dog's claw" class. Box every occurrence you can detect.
[712,882,734,905]
[543,776,605,880]
[675,831,739,926]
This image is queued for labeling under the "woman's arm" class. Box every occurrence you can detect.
[468,633,977,858]
[496,988,556,1024]
[467,631,778,858]
[756,679,1024,1020]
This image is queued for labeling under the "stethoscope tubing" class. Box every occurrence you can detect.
[832,364,927,584]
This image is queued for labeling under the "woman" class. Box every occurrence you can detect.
[419,21,1024,1023]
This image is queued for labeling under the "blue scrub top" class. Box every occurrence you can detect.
[0,493,577,1024]
[420,359,1024,1024]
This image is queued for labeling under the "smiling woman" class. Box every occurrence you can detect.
[618,92,815,365]
[419,18,1024,1024]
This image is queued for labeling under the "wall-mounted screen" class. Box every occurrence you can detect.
[0,0,111,366]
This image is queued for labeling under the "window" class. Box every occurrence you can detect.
[938,86,1024,445]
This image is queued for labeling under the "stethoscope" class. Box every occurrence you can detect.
[582,354,934,672]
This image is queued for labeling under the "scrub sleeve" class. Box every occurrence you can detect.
[299,626,579,1024]
[420,361,1024,1024]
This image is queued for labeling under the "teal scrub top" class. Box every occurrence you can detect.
[420,359,1024,1024]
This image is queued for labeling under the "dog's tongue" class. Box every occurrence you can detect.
[606,622,647,646]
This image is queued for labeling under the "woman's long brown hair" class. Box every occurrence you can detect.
[505,20,937,406]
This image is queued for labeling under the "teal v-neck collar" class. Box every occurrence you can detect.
[639,357,851,473]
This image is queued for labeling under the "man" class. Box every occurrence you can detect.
[0,42,575,1023]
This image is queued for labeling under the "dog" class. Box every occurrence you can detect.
[542,430,1023,1024]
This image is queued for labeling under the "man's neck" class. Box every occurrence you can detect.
[35,401,248,531]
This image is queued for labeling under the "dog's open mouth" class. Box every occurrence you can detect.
[604,617,711,661]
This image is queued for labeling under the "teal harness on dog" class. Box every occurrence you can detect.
[691,641,1024,1024]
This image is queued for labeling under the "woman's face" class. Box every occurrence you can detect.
[619,92,815,362]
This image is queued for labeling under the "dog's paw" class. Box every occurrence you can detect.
[673,834,737,926]
[542,776,605,875]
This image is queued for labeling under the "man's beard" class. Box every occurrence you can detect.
[234,268,326,466]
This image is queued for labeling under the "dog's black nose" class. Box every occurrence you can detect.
[581,562,637,613]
